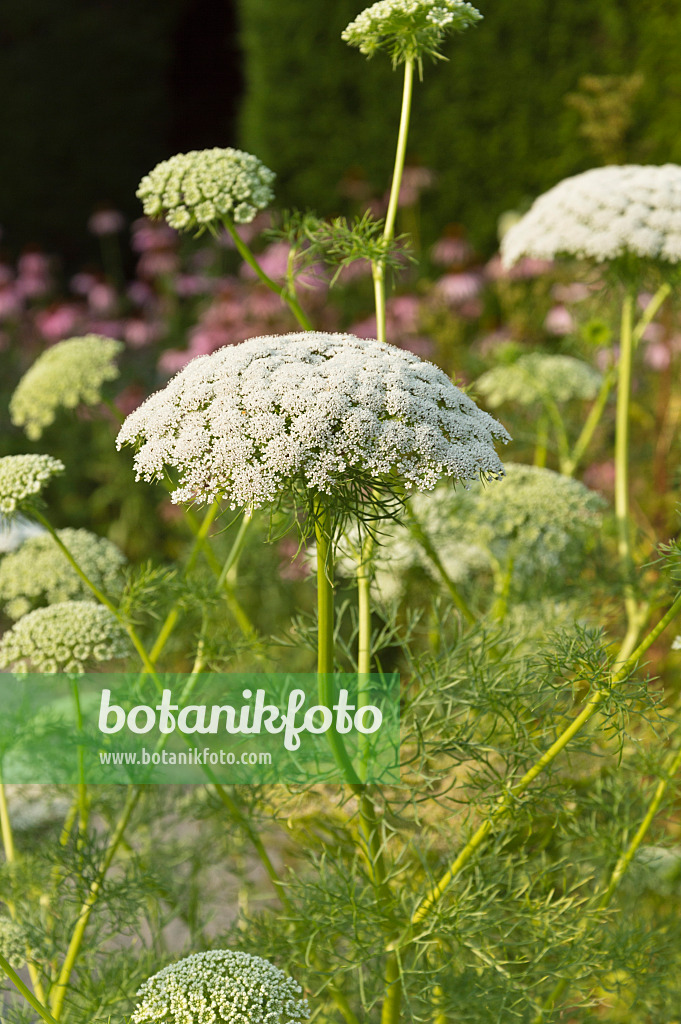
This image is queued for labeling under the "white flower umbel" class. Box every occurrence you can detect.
[0,601,130,673]
[0,529,126,620]
[342,0,482,65]
[137,148,276,231]
[116,332,510,514]
[0,455,64,518]
[131,950,309,1024]
[10,335,123,440]
[476,353,603,408]
[501,164,681,268]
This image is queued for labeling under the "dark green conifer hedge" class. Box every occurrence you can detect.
[237,0,681,250]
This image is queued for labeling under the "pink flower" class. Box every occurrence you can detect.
[35,304,81,341]
[240,240,289,283]
[87,282,118,315]
[394,166,434,207]
[137,250,180,279]
[398,336,436,359]
[335,260,373,284]
[124,319,162,348]
[127,281,156,307]
[348,315,377,339]
[131,218,178,253]
[430,235,472,267]
[175,274,216,297]
[0,263,14,286]
[486,254,554,280]
[434,272,482,304]
[158,349,194,375]
[474,329,512,358]
[88,208,125,236]
[387,294,420,331]
[544,305,575,336]
[70,272,99,297]
[641,322,664,344]
[644,341,671,371]
[18,252,50,277]
[582,460,616,493]
[0,286,22,319]
[87,319,124,338]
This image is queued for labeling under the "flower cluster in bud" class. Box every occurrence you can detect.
[0,529,126,620]
[342,0,482,66]
[0,455,64,518]
[10,335,122,440]
[137,148,275,231]
[116,331,509,513]
[501,164,681,267]
[0,601,130,673]
[131,950,309,1024]
[476,354,602,408]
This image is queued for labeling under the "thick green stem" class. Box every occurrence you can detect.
[357,532,374,782]
[70,678,89,838]
[614,292,644,646]
[49,787,140,1020]
[223,217,313,330]
[372,56,414,343]
[405,510,475,625]
[405,587,681,931]
[0,780,16,863]
[314,499,361,786]
[217,512,252,589]
[381,952,402,1024]
[562,369,616,477]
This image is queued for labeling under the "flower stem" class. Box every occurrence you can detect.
[34,512,159,677]
[372,56,414,343]
[357,531,374,782]
[0,954,59,1024]
[533,414,549,468]
[222,217,313,330]
[614,291,645,648]
[562,369,615,477]
[49,786,140,1020]
[405,508,475,624]
[314,498,361,786]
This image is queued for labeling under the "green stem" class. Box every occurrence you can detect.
[0,953,59,1024]
[0,780,16,864]
[357,531,374,782]
[223,217,313,330]
[632,282,672,347]
[381,951,402,1024]
[562,369,616,477]
[49,787,140,1020]
[372,56,415,344]
[70,677,89,838]
[542,396,570,469]
[614,291,644,646]
[405,587,681,931]
[314,498,361,787]
[405,509,475,625]
[217,512,253,589]
[34,512,159,678]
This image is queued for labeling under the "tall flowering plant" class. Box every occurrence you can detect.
[1,5,681,1024]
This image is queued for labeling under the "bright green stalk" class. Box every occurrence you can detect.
[405,509,475,625]
[33,512,159,678]
[614,291,646,655]
[405,586,681,931]
[217,511,252,589]
[0,780,16,864]
[542,395,571,470]
[0,954,59,1024]
[222,217,313,330]
[562,369,616,477]
[314,498,361,786]
[48,786,140,1020]
[373,56,414,343]
[70,677,89,838]
[357,531,374,783]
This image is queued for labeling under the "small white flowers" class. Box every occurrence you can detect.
[131,950,309,1024]
[501,164,681,267]
[0,455,64,518]
[342,0,482,64]
[0,601,130,673]
[476,354,603,408]
[137,148,276,231]
[116,331,509,512]
[0,529,126,620]
[10,335,123,440]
